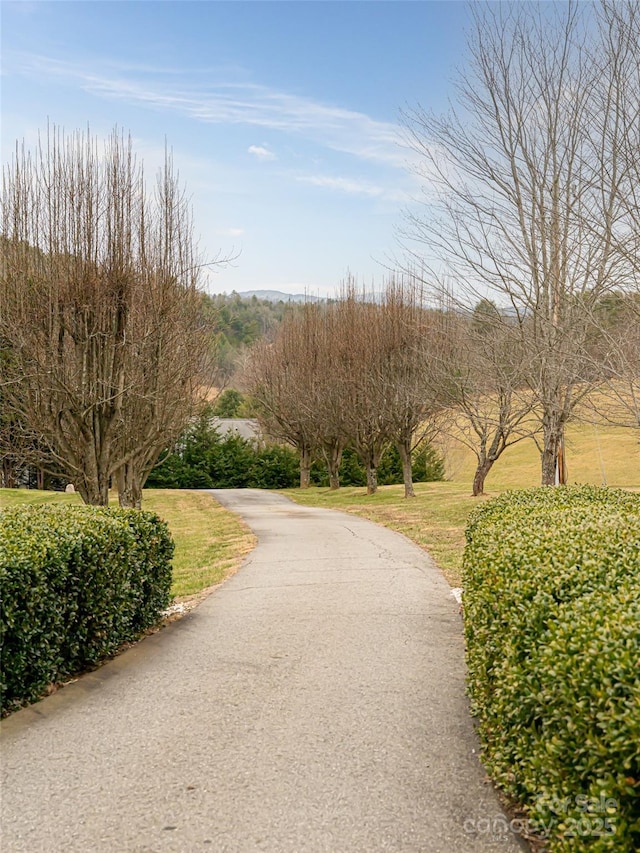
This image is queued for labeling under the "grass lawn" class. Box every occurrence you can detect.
[144,490,256,598]
[0,488,255,600]
[285,420,640,587]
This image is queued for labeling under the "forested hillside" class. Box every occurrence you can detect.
[206,292,294,383]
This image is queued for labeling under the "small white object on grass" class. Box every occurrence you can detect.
[162,602,188,617]
[450,587,463,605]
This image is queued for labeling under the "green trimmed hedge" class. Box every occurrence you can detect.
[1,504,174,714]
[463,485,640,851]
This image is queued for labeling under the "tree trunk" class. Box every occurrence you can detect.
[117,462,143,509]
[556,435,568,485]
[76,479,110,506]
[322,440,343,491]
[396,440,415,498]
[541,420,563,486]
[299,444,312,489]
[366,465,378,495]
[358,444,383,496]
[2,458,17,488]
[472,459,494,496]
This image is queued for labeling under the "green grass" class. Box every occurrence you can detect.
[285,421,640,587]
[442,420,640,490]
[0,489,80,508]
[0,488,255,599]
[2,419,638,592]
[143,490,255,597]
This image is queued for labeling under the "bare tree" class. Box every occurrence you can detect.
[590,3,640,433]
[0,126,213,506]
[376,276,441,498]
[401,1,636,485]
[310,303,349,490]
[331,285,394,496]
[113,288,213,509]
[583,292,640,433]
[243,304,321,489]
[433,302,540,495]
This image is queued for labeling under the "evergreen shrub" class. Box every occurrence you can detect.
[463,485,640,850]
[0,504,173,714]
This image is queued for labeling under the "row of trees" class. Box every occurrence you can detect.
[243,270,640,498]
[243,277,534,497]
[1,127,217,506]
[243,279,431,497]
[400,0,640,484]
[144,404,444,491]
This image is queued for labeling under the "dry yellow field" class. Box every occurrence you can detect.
[440,420,640,491]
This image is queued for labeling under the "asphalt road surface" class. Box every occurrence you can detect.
[1,489,527,852]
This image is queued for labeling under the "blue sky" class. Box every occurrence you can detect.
[1,1,469,296]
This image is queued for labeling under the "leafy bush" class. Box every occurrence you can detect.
[146,408,300,491]
[310,442,445,488]
[251,444,300,489]
[463,485,640,850]
[147,403,445,491]
[0,504,173,714]
[212,388,245,418]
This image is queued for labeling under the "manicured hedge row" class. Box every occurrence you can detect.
[463,485,640,851]
[0,504,174,714]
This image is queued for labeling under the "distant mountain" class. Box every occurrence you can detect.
[236,290,323,303]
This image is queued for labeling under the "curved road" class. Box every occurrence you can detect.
[1,490,525,852]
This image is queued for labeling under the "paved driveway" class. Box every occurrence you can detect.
[1,490,526,852]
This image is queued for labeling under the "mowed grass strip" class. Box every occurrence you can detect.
[0,488,255,599]
[143,489,256,598]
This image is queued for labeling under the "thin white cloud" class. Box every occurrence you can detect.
[297,173,410,203]
[221,227,244,237]
[248,145,276,161]
[7,52,407,168]
[297,174,383,197]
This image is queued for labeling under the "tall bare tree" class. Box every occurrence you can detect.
[331,284,394,496]
[432,302,540,495]
[583,292,640,433]
[376,276,441,498]
[0,126,212,506]
[243,304,321,488]
[309,303,349,490]
[401,0,636,485]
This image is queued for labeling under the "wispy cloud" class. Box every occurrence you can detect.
[296,173,410,203]
[248,144,276,161]
[297,174,383,197]
[7,51,407,168]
